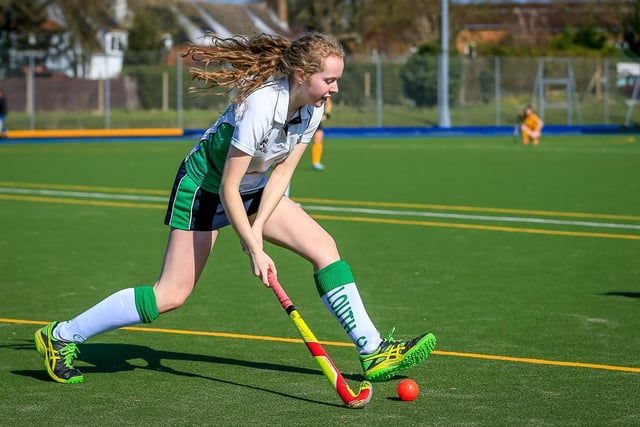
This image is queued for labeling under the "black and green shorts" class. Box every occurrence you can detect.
[164,162,263,231]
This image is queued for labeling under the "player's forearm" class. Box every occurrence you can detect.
[219,148,262,253]
[252,163,293,229]
[253,143,306,228]
[220,185,261,253]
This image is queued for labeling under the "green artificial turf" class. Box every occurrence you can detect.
[0,134,638,426]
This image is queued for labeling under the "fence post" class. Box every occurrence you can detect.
[27,50,36,130]
[603,58,609,125]
[98,79,104,114]
[438,0,451,128]
[495,56,501,126]
[162,71,169,112]
[373,49,382,128]
[364,71,371,100]
[104,49,111,129]
[177,55,183,130]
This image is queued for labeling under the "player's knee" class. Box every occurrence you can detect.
[154,280,195,312]
[320,233,338,252]
[310,236,340,269]
[164,295,188,311]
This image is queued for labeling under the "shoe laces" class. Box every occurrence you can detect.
[384,327,411,351]
[384,327,398,343]
[58,343,81,369]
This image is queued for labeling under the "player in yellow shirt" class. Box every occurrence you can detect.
[521,105,543,145]
[311,96,331,170]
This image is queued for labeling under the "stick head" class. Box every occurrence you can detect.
[345,381,373,409]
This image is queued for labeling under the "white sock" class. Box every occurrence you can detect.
[53,288,142,343]
[322,283,382,354]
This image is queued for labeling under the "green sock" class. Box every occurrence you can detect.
[134,285,160,323]
[315,260,381,354]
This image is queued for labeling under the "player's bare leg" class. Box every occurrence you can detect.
[35,228,217,383]
[263,197,436,382]
[154,229,217,312]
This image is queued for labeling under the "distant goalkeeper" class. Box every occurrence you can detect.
[520,105,544,146]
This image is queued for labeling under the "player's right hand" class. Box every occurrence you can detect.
[247,249,276,287]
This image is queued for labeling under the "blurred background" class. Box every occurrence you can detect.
[1,0,639,131]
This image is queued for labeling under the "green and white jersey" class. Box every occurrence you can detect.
[184,77,324,193]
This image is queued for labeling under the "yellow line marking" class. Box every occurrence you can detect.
[3,318,638,374]
[312,214,640,240]
[1,194,638,240]
[5,128,183,139]
[434,350,640,373]
[0,181,169,196]
[0,194,165,210]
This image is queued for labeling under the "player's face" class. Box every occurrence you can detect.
[305,55,344,107]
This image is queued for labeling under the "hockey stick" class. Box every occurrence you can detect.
[267,271,373,409]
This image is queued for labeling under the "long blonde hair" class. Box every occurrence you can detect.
[185,32,344,104]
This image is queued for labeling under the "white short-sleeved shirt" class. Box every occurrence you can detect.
[184,77,324,193]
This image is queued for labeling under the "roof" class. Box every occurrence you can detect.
[453,1,631,34]
[172,1,291,45]
[40,1,291,47]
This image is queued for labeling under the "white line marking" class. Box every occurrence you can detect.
[301,205,640,231]
[0,187,167,202]
[1,186,639,232]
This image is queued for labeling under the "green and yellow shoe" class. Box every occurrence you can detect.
[34,321,84,384]
[359,327,436,382]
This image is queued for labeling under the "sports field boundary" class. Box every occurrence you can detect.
[3,317,639,374]
[4,127,184,140]
[1,124,638,143]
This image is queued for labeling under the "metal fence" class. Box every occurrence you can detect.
[2,50,638,131]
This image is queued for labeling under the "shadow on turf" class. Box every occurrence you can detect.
[602,291,640,299]
[9,341,368,408]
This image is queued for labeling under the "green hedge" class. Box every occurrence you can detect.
[332,61,406,107]
[122,65,229,111]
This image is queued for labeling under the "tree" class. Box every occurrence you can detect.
[0,0,111,77]
[622,0,640,56]
[288,0,368,53]
[361,0,440,55]
[52,0,112,77]
[124,0,171,65]
[546,24,614,56]
[0,0,50,76]
[400,42,460,108]
[288,0,441,55]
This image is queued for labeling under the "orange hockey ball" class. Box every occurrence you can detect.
[397,379,420,401]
